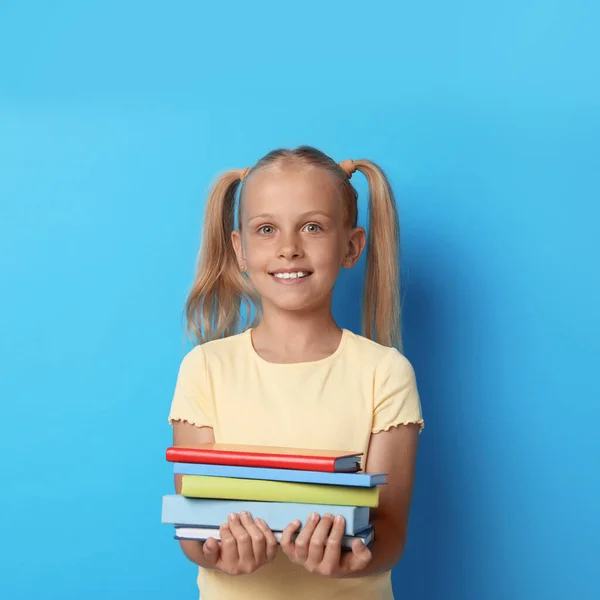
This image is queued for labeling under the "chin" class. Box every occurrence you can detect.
[264,290,334,315]
[259,295,311,313]
[274,300,317,313]
[250,275,335,313]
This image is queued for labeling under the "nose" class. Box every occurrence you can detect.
[277,231,304,260]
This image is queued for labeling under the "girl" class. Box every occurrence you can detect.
[168,146,424,600]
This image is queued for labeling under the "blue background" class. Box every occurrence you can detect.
[0,1,598,599]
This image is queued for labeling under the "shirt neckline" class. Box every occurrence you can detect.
[245,327,350,367]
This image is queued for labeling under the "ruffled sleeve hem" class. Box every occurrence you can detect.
[168,415,213,429]
[372,418,424,435]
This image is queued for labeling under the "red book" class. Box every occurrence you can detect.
[166,443,362,473]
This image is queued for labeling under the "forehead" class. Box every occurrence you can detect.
[240,165,343,220]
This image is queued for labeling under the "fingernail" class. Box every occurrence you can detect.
[294,520,302,527]
[229,512,237,521]
[311,513,319,522]
[240,511,250,518]
[335,515,343,523]
[324,513,333,520]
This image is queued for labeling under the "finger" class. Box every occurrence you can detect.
[307,513,334,566]
[202,537,221,566]
[342,538,373,574]
[240,511,267,564]
[280,520,302,560]
[256,518,279,563]
[294,512,321,562]
[321,514,345,568]
[228,512,254,566]
[219,523,239,568]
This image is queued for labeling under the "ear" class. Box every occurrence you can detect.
[342,226,366,268]
[231,230,246,271]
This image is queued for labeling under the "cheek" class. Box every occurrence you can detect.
[242,238,269,266]
[311,238,345,269]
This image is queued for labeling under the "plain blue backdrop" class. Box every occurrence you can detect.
[0,2,598,599]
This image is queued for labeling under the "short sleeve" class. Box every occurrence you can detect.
[372,348,424,434]
[168,346,214,428]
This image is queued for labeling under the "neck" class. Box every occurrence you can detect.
[253,302,342,353]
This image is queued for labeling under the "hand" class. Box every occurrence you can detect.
[202,511,278,575]
[280,512,372,577]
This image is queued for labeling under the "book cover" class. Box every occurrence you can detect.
[161,494,370,536]
[181,475,379,507]
[173,462,387,487]
[166,443,361,473]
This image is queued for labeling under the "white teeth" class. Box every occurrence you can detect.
[273,271,308,279]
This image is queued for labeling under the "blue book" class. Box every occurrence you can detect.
[172,462,386,487]
[161,494,370,536]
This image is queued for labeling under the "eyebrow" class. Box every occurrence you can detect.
[247,210,333,223]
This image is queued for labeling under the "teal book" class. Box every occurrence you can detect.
[161,494,370,536]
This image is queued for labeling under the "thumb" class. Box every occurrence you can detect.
[202,537,220,565]
[348,539,372,571]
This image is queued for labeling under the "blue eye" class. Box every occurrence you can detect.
[258,225,275,235]
[304,223,322,233]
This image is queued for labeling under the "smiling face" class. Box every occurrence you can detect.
[232,163,366,315]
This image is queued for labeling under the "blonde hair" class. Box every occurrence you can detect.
[184,146,402,349]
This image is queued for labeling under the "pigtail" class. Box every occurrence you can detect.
[184,169,260,345]
[353,160,402,350]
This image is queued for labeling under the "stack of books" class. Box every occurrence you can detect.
[161,443,387,549]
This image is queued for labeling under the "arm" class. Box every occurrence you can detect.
[280,422,420,578]
[349,422,420,576]
[171,421,279,574]
[172,420,219,570]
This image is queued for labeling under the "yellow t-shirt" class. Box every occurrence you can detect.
[168,328,424,600]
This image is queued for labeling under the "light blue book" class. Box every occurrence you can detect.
[172,462,386,487]
[161,494,370,536]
